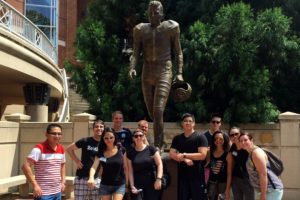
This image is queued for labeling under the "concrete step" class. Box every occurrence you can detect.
[68,87,90,116]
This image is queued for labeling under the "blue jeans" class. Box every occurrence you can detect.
[34,192,61,200]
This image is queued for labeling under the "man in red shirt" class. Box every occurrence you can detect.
[22,124,66,200]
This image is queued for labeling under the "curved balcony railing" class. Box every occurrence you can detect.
[0,0,57,63]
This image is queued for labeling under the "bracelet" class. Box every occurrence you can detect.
[156,177,162,180]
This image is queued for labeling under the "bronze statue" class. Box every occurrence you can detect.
[129,1,184,148]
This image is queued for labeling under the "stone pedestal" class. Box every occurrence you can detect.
[161,152,178,200]
[23,83,50,122]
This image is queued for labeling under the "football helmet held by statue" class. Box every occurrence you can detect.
[171,81,192,102]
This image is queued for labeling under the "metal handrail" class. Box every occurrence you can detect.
[58,68,70,122]
[0,0,57,63]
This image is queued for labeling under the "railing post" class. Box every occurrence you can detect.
[0,0,58,64]
[9,10,12,31]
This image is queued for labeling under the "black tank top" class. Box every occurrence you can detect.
[99,148,125,186]
[209,151,228,183]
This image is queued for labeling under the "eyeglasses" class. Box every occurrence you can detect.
[211,120,221,124]
[104,137,114,140]
[48,132,62,136]
[229,133,239,138]
[133,134,144,138]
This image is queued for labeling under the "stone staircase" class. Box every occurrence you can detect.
[68,87,90,117]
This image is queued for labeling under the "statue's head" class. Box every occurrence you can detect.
[148,1,164,26]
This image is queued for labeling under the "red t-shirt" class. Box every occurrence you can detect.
[27,140,65,195]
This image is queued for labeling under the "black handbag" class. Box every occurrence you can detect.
[153,161,171,189]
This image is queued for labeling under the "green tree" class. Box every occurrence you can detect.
[66,0,150,121]
[254,8,300,113]
[182,3,281,123]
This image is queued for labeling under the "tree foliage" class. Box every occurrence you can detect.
[66,0,300,123]
[66,0,151,121]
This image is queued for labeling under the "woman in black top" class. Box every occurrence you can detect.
[229,127,254,200]
[207,131,232,200]
[126,129,163,200]
[88,127,128,200]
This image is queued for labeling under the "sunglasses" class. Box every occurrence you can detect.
[104,137,114,140]
[134,134,144,138]
[229,132,239,137]
[214,137,224,141]
[48,132,62,136]
[211,120,221,124]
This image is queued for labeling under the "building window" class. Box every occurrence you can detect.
[25,0,58,47]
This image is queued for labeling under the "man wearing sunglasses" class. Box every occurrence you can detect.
[203,113,222,146]
[22,124,66,200]
[202,113,223,185]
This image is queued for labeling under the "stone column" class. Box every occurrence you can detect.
[72,112,96,141]
[278,111,300,199]
[23,83,50,122]
[71,113,95,167]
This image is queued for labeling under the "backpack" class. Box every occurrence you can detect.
[250,147,284,176]
[262,148,284,176]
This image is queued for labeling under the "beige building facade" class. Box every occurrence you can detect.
[0,0,88,121]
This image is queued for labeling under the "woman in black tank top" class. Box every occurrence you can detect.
[207,131,232,200]
[88,127,128,200]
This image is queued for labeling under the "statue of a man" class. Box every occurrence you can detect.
[129,1,184,148]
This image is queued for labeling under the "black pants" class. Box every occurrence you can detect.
[178,177,207,200]
[132,173,161,200]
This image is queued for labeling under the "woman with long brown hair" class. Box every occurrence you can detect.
[88,127,128,200]
[239,131,283,200]
[229,127,254,200]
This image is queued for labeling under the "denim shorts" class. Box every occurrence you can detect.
[99,183,126,196]
[34,192,61,200]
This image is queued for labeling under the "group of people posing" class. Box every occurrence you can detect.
[169,113,283,200]
[21,111,283,200]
